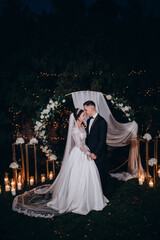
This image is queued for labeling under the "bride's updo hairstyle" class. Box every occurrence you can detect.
[74,108,84,121]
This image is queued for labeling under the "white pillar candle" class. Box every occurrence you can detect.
[5,184,10,192]
[11,188,16,196]
[17,182,22,190]
[30,176,34,186]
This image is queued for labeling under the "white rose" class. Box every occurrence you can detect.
[47,104,51,110]
[143,133,152,141]
[16,137,25,144]
[106,95,112,100]
[36,121,42,127]
[9,162,19,169]
[50,103,55,109]
[124,106,129,111]
[30,138,38,144]
[148,158,157,166]
[49,154,57,160]
[49,99,53,104]
[34,126,39,131]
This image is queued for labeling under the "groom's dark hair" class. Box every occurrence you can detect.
[83,100,95,107]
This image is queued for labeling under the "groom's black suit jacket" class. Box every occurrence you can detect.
[86,114,107,182]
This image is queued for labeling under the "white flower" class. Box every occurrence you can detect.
[128,118,131,121]
[126,113,130,117]
[106,95,112,100]
[9,162,19,169]
[39,131,45,137]
[49,154,57,160]
[121,107,125,112]
[36,121,42,127]
[143,133,152,141]
[124,106,129,111]
[29,138,38,144]
[40,115,44,119]
[119,103,123,107]
[62,99,66,103]
[34,126,39,131]
[111,100,114,104]
[47,104,51,110]
[42,109,49,115]
[15,137,25,144]
[148,158,157,166]
[50,103,55,110]
[49,99,54,104]
[55,101,58,105]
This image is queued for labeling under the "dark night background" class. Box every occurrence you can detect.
[0,0,160,172]
[0,1,160,240]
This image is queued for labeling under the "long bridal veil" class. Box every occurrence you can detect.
[12,113,79,218]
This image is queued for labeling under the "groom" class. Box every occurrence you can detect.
[83,100,108,194]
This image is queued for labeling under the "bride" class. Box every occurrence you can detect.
[12,109,109,218]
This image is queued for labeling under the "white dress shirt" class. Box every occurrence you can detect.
[89,113,98,133]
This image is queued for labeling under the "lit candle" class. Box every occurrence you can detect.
[11,187,16,196]
[158,169,160,178]
[149,179,154,187]
[41,174,45,183]
[17,181,22,190]
[0,185,1,194]
[5,183,10,192]
[49,171,53,180]
[11,178,16,188]
[30,176,34,186]
[18,173,22,182]
[4,173,9,184]
[138,177,143,185]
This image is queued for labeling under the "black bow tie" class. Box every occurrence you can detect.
[89,116,94,120]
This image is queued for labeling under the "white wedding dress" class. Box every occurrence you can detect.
[12,123,109,218]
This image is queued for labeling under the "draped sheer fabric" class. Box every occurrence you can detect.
[72,91,143,181]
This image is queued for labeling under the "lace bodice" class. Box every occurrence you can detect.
[71,126,90,155]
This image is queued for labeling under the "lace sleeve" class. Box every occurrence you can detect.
[72,127,90,156]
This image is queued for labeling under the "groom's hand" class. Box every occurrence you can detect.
[90,153,97,160]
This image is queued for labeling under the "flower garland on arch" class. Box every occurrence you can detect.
[33,96,66,161]
[33,92,134,161]
[105,94,134,122]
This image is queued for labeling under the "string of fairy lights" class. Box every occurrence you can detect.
[8,70,159,139]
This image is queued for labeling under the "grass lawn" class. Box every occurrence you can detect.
[0,174,160,240]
